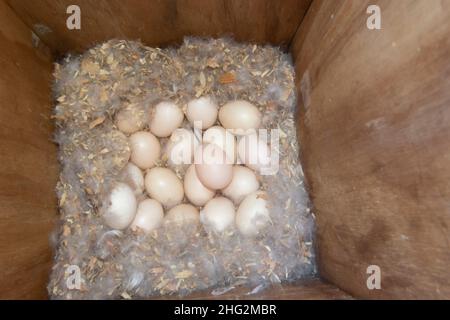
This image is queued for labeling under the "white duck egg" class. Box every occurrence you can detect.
[129,131,161,169]
[149,101,184,138]
[130,198,164,233]
[184,164,215,207]
[186,96,218,129]
[218,100,261,135]
[144,167,184,208]
[203,126,236,163]
[121,163,145,195]
[165,204,200,225]
[194,144,233,190]
[237,132,271,172]
[200,197,235,233]
[222,166,260,205]
[236,190,270,236]
[165,128,198,167]
[102,182,137,230]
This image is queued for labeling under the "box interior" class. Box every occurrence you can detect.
[1,0,449,299]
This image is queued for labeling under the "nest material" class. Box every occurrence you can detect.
[49,38,316,299]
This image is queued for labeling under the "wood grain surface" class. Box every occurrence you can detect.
[0,0,57,299]
[291,0,450,299]
[6,0,312,55]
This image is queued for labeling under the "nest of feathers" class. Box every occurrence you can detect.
[49,37,316,299]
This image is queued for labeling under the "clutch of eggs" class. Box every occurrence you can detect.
[104,98,270,236]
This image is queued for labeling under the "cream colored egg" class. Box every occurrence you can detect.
[129,131,161,169]
[194,144,233,190]
[218,100,261,135]
[165,204,200,225]
[222,166,260,204]
[184,164,215,206]
[203,126,236,163]
[130,199,164,232]
[237,133,271,172]
[102,183,137,230]
[149,101,184,137]
[165,128,198,167]
[200,197,235,232]
[236,190,270,236]
[186,96,218,129]
[144,167,184,208]
[121,163,145,195]
[115,106,145,134]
